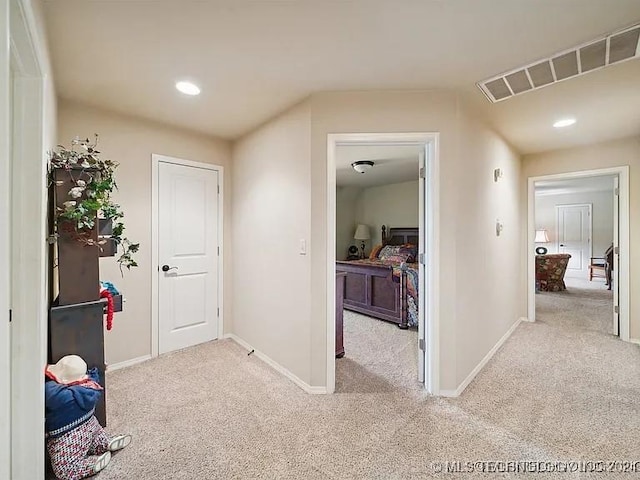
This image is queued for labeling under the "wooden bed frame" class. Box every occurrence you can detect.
[336,226,418,329]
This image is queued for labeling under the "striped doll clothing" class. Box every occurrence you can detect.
[47,416,109,480]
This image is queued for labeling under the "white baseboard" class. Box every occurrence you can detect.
[519,316,532,323]
[440,318,522,397]
[630,338,640,346]
[223,334,327,394]
[106,354,152,372]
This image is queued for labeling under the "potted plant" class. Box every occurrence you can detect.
[49,135,139,274]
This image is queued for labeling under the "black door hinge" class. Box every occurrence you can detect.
[9,309,12,323]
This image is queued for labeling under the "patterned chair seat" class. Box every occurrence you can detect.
[536,254,572,292]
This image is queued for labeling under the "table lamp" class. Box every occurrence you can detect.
[534,229,550,254]
[354,224,370,259]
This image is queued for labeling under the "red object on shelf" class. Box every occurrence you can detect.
[100,289,114,331]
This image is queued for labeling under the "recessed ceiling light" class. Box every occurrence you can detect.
[175,81,201,96]
[553,118,576,128]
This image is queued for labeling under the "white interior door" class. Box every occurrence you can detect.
[158,161,219,354]
[417,149,425,384]
[556,204,592,276]
[612,176,620,336]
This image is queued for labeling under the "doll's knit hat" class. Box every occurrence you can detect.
[46,355,88,384]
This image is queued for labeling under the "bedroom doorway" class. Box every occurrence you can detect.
[528,167,629,341]
[327,133,440,395]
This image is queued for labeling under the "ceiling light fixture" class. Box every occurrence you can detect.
[351,160,374,174]
[175,81,201,96]
[553,118,576,128]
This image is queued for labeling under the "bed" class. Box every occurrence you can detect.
[336,226,419,329]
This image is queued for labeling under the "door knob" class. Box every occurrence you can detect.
[161,265,178,272]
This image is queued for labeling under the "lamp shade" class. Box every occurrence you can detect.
[354,224,370,240]
[534,229,550,243]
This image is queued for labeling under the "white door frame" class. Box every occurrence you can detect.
[0,1,11,473]
[554,203,592,276]
[527,167,630,341]
[417,148,425,383]
[326,132,440,395]
[1,0,48,477]
[151,154,224,358]
[612,176,620,336]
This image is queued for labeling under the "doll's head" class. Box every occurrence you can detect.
[46,355,88,384]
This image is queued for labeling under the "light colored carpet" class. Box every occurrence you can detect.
[537,276,613,335]
[336,310,419,394]
[93,296,640,479]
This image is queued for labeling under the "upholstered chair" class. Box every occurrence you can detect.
[535,254,572,292]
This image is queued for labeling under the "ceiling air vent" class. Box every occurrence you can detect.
[478,23,640,103]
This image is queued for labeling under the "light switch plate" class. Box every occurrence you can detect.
[299,239,307,255]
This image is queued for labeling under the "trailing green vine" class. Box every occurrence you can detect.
[49,135,139,273]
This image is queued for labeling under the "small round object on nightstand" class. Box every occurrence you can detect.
[536,246,548,255]
[346,245,360,261]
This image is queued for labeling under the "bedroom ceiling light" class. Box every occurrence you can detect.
[175,81,201,96]
[351,160,374,173]
[553,118,576,128]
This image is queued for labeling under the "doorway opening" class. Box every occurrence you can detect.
[326,133,440,396]
[528,167,629,340]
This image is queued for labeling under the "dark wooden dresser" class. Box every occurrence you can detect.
[336,271,347,358]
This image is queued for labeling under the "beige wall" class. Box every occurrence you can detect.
[231,89,523,392]
[335,186,361,260]
[535,190,614,256]
[336,180,419,260]
[310,91,460,389]
[357,180,419,249]
[522,136,640,340]
[231,100,313,383]
[308,90,524,391]
[57,100,232,365]
[455,107,522,386]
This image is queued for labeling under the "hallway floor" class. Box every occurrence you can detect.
[95,293,640,479]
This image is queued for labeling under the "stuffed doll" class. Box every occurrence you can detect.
[45,355,131,480]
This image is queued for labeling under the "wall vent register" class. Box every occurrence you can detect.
[478,23,640,103]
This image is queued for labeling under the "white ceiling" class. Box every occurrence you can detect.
[535,175,615,196]
[43,0,640,153]
[336,145,421,188]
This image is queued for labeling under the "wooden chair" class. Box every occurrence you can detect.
[588,257,607,281]
[589,244,614,290]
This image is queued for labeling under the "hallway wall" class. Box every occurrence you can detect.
[57,100,232,366]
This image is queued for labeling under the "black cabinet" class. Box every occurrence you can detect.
[49,300,106,425]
